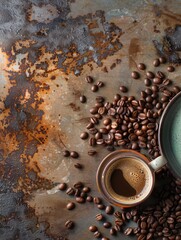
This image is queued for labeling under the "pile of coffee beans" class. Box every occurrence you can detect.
[60,57,181,239]
[80,59,180,160]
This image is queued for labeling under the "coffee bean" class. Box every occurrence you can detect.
[65,220,74,229]
[86,122,94,129]
[103,222,112,228]
[96,96,105,103]
[91,84,99,92]
[124,227,133,235]
[152,85,159,92]
[114,211,122,218]
[63,150,70,157]
[138,63,146,70]
[137,234,146,240]
[167,65,175,72]
[85,75,94,83]
[115,219,124,226]
[159,56,167,63]
[163,78,172,86]
[74,189,81,197]
[94,197,102,204]
[114,94,121,101]
[146,71,155,79]
[126,212,132,220]
[90,106,98,114]
[86,195,93,202]
[76,197,85,203]
[89,127,98,135]
[70,151,79,158]
[101,238,110,240]
[131,71,140,79]
[97,204,105,210]
[120,86,128,93]
[66,187,75,195]
[103,118,111,126]
[58,183,67,191]
[144,78,151,86]
[89,225,98,232]
[173,86,180,94]
[153,77,162,84]
[80,132,88,139]
[105,205,114,214]
[110,228,117,235]
[74,182,83,189]
[67,202,75,210]
[94,231,102,238]
[153,58,160,67]
[82,187,90,193]
[74,163,83,169]
[97,81,104,87]
[80,95,86,103]
[96,213,104,221]
[89,137,96,146]
[90,117,99,125]
[88,149,97,156]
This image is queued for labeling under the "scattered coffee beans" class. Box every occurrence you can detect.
[67,202,75,210]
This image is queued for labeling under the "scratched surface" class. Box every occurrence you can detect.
[0,0,181,239]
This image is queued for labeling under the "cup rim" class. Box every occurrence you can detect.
[96,149,155,207]
[158,91,181,179]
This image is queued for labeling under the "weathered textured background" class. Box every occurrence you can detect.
[0,0,180,239]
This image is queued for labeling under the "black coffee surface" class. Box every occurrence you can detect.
[110,169,136,197]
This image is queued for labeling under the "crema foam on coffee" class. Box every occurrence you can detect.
[105,157,153,204]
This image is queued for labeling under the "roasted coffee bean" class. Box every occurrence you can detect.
[131,71,140,79]
[70,151,79,158]
[94,231,102,238]
[98,204,105,210]
[146,71,155,79]
[141,221,147,229]
[159,56,167,63]
[82,187,90,193]
[114,94,121,101]
[95,102,104,108]
[86,195,93,202]
[74,189,81,197]
[94,197,102,204]
[144,78,151,86]
[161,96,169,103]
[88,149,97,156]
[167,65,175,72]
[101,238,110,240]
[76,197,85,203]
[89,137,96,146]
[114,224,121,232]
[173,86,180,94]
[73,182,83,190]
[138,63,146,70]
[137,234,146,240]
[105,205,114,214]
[80,132,88,139]
[153,58,160,67]
[65,220,74,229]
[120,86,128,93]
[96,96,105,103]
[80,95,86,103]
[91,84,99,92]
[124,227,133,235]
[110,228,117,235]
[152,84,159,92]
[89,225,98,232]
[90,117,99,125]
[85,75,94,83]
[66,187,75,195]
[103,118,111,126]
[90,106,99,114]
[114,211,122,218]
[63,149,70,157]
[103,222,112,228]
[86,122,94,129]
[59,182,67,191]
[163,78,172,86]
[115,219,124,226]
[126,212,132,220]
[74,163,83,169]
[96,213,104,221]
[97,81,104,87]
[89,128,98,135]
[66,202,75,210]
[153,77,162,84]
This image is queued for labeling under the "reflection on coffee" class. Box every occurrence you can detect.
[105,157,153,204]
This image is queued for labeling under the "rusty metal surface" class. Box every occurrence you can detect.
[0,0,181,239]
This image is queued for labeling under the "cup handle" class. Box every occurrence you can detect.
[149,155,167,172]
